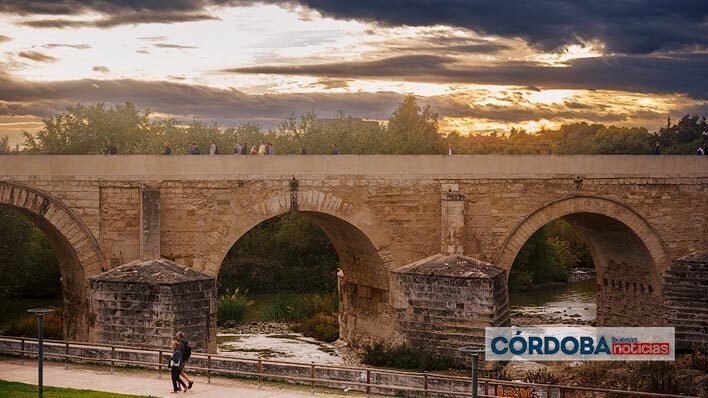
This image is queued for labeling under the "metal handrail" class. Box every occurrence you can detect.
[0,336,697,398]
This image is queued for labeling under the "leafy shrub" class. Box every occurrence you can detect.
[627,361,683,395]
[362,342,452,371]
[217,290,252,325]
[263,292,337,322]
[687,350,708,373]
[523,368,557,384]
[292,313,339,342]
[481,361,513,380]
[7,307,63,339]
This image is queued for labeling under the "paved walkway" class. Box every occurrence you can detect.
[0,359,351,397]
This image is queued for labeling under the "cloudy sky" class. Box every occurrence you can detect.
[1,1,707,145]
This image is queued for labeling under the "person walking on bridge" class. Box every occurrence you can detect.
[104,140,117,155]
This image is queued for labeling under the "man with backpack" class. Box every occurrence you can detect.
[176,332,194,390]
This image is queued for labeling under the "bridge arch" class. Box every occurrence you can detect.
[0,182,105,340]
[208,189,395,345]
[496,195,671,326]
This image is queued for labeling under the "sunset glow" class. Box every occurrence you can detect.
[0,1,706,145]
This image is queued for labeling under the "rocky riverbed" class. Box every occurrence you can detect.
[217,322,361,366]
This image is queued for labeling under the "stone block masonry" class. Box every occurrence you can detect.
[0,155,705,352]
[90,258,216,352]
[663,252,708,351]
[392,254,510,364]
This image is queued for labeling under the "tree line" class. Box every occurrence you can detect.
[1,95,705,155]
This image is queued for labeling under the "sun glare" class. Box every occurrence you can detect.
[526,89,576,104]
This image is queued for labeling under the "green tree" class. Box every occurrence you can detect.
[385,94,444,154]
[0,207,60,298]
[23,103,151,154]
[655,115,707,154]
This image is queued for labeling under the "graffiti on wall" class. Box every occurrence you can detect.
[495,385,541,398]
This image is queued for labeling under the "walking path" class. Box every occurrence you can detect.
[0,359,351,397]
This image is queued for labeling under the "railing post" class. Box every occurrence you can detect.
[64,342,69,369]
[484,381,489,396]
[310,362,315,394]
[458,347,484,398]
[423,372,429,398]
[158,351,162,379]
[257,359,262,388]
[110,346,115,374]
[366,369,370,397]
[558,386,564,398]
[207,355,211,384]
[20,338,25,364]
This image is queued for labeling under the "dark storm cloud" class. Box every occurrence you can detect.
[283,0,708,55]
[153,43,197,49]
[0,0,232,15]
[224,55,455,80]
[371,32,513,56]
[3,1,706,55]
[92,65,110,73]
[18,50,57,62]
[442,43,512,54]
[223,53,708,99]
[20,11,217,29]
[0,74,415,124]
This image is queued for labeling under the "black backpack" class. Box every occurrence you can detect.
[183,342,192,361]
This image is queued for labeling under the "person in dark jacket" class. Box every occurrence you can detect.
[651,141,661,155]
[168,340,187,393]
[176,332,193,390]
[104,140,117,155]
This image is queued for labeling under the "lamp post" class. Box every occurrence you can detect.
[458,346,485,398]
[27,308,54,398]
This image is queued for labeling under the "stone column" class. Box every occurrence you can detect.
[140,187,160,260]
[441,183,465,255]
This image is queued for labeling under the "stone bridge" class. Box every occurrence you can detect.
[1,155,706,353]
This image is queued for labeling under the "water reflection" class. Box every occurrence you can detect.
[510,279,597,323]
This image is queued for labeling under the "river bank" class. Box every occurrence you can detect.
[217,322,361,366]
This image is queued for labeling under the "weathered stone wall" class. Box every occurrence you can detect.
[99,186,140,267]
[663,252,708,351]
[89,260,216,351]
[0,155,705,347]
[596,260,665,326]
[392,255,510,363]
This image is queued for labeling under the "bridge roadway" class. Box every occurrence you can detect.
[2,154,705,178]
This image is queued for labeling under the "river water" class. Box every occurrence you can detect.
[509,278,597,324]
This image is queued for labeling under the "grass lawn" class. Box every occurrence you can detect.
[0,380,151,398]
